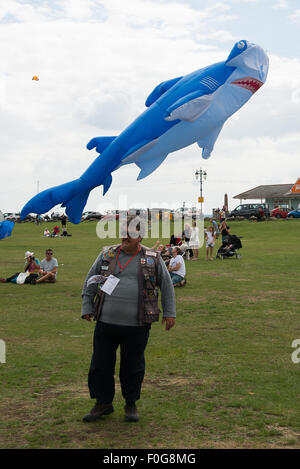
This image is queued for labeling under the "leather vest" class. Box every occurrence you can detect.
[93,244,161,325]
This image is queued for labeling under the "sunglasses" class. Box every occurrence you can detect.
[46,252,53,255]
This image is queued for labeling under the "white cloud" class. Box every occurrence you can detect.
[273,0,289,9]
[290,9,300,22]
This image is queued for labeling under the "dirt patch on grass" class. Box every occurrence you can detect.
[239,291,290,302]
[194,271,234,278]
[234,278,252,282]
[144,375,203,389]
[177,296,206,304]
[266,425,300,447]
[199,439,254,449]
[46,375,203,396]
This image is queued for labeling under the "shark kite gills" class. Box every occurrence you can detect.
[21,40,269,224]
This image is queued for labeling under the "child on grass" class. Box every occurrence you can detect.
[205,226,216,260]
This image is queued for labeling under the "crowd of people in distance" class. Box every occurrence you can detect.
[43,215,72,237]
[0,249,58,285]
[151,215,237,288]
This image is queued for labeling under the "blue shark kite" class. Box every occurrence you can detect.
[0,221,15,240]
[21,40,269,223]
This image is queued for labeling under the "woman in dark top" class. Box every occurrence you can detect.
[220,219,230,242]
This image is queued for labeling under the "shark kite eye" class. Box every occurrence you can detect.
[237,41,245,49]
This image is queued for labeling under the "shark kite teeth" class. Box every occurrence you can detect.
[231,77,263,94]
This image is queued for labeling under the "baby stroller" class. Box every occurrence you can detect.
[216,234,242,260]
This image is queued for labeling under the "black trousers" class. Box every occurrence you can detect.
[184,237,193,258]
[5,272,20,282]
[88,321,150,405]
[5,273,38,284]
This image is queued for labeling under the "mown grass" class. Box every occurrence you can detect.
[0,218,300,448]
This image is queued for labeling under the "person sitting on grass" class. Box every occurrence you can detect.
[36,249,58,283]
[152,240,172,262]
[169,234,181,246]
[0,250,40,285]
[51,226,60,237]
[168,246,186,287]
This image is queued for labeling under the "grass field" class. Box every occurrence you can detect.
[1,218,300,449]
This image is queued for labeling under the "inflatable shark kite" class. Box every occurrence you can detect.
[21,40,269,223]
[0,221,15,240]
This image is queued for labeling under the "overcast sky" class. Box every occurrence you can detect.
[0,0,300,216]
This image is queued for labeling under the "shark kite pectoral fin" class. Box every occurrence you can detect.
[197,123,224,159]
[164,90,214,122]
[103,174,112,195]
[136,153,168,180]
[145,76,183,107]
[121,139,159,166]
[86,136,117,154]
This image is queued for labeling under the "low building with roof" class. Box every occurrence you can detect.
[233,181,300,211]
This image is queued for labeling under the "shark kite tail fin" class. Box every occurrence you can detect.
[20,178,91,224]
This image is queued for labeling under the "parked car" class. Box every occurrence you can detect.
[229,203,270,219]
[4,212,20,221]
[50,212,62,221]
[22,214,36,222]
[271,206,290,218]
[82,211,102,220]
[287,209,300,219]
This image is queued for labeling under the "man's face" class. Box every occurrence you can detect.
[172,249,177,257]
[46,250,53,260]
[121,224,141,250]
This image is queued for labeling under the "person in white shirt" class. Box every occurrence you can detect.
[168,247,186,287]
[205,226,216,260]
[189,221,200,260]
[36,249,58,283]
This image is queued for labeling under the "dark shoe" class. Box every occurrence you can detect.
[124,404,139,422]
[0,278,6,283]
[82,402,114,422]
[179,279,186,287]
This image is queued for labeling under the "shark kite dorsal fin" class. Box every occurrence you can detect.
[145,76,183,107]
[86,136,117,154]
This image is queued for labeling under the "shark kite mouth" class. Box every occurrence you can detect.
[231,77,263,94]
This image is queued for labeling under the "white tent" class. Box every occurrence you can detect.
[0,210,4,222]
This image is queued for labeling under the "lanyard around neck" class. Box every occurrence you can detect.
[117,246,141,271]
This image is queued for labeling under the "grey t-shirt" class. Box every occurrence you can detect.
[81,247,176,326]
[40,257,58,277]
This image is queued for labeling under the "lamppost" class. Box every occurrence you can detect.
[195,169,207,216]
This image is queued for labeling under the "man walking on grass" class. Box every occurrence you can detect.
[81,215,176,423]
